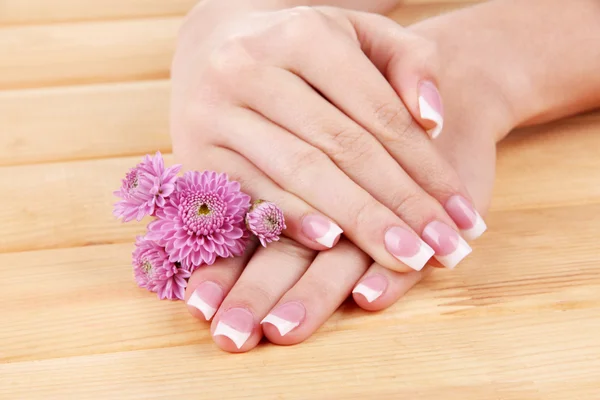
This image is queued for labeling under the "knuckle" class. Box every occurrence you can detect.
[407,37,440,74]
[208,37,256,78]
[430,173,461,199]
[231,282,276,308]
[388,189,426,220]
[282,147,328,179]
[281,7,327,44]
[326,128,374,167]
[349,198,376,232]
[305,276,340,305]
[270,237,316,260]
[373,102,413,140]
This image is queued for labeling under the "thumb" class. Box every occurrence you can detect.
[332,9,444,139]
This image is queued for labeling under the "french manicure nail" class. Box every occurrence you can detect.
[213,308,254,349]
[445,195,487,240]
[302,214,343,248]
[186,281,223,321]
[418,80,444,139]
[385,226,434,271]
[353,274,388,303]
[261,301,306,337]
[422,220,472,269]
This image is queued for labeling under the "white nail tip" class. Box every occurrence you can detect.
[394,241,435,271]
[213,321,251,349]
[419,95,443,139]
[434,237,472,270]
[315,222,343,248]
[187,291,217,321]
[461,214,488,241]
[352,283,383,303]
[261,314,299,337]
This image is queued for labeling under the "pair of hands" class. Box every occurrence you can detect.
[171,2,507,352]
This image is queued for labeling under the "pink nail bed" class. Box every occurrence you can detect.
[186,281,223,321]
[213,307,254,349]
[302,214,343,248]
[262,301,306,337]
[445,195,487,240]
[422,220,472,269]
[353,274,388,303]
[418,80,444,139]
[384,226,434,271]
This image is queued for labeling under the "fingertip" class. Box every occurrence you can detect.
[185,281,223,321]
[261,301,308,345]
[352,274,391,312]
[211,308,261,353]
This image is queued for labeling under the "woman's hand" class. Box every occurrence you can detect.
[171,1,507,353]
[171,3,485,276]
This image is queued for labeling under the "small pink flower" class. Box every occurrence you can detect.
[153,262,191,301]
[246,200,286,247]
[132,236,190,300]
[132,236,165,291]
[114,152,181,222]
[146,171,251,272]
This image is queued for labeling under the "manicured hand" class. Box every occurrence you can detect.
[171,5,485,276]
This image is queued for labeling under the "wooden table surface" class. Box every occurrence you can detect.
[1,1,599,399]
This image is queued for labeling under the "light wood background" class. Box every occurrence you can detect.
[1,1,599,399]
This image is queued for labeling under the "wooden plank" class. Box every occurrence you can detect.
[0,81,171,166]
[0,0,480,26]
[1,204,599,369]
[1,113,600,253]
[0,3,480,90]
[493,117,600,211]
[0,155,158,253]
[0,18,180,90]
[0,0,197,26]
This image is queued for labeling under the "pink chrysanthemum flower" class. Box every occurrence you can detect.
[147,171,251,272]
[246,200,286,247]
[114,152,181,222]
[132,236,164,291]
[132,236,190,300]
[153,261,191,301]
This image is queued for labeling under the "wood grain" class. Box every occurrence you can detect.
[0,18,180,89]
[1,0,600,399]
[0,0,196,26]
[0,81,171,166]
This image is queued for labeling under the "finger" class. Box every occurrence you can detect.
[220,107,435,273]
[233,65,473,269]
[182,144,344,251]
[331,9,488,240]
[329,8,444,137]
[257,7,486,244]
[261,237,370,344]
[210,237,316,352]
[351,263,434,311]
[184,240,257,321]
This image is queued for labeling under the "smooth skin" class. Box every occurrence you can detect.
[172,4,477,274]
[176,0,600,352]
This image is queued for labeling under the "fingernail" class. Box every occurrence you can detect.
[384,226,434,271]
[418,80,444,139]
[302,214,343,248]
[186,281,223,321]
[261,301,306,337]
[213,308,254,349]
[445,195,487,241]
[353,274,388,303]
[422,221,472,269]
